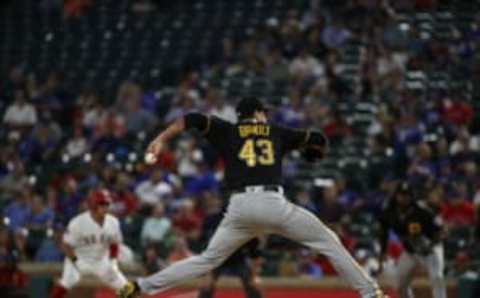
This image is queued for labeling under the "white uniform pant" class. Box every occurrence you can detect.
[395,244,446,298]
[138,191,382,298]
[59,256,128,291]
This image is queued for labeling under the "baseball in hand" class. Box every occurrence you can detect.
[144,152,157,165]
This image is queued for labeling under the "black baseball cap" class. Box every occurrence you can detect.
[397,181,414,196]
[236,96,268,120]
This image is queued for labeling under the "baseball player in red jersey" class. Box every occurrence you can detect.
[49,188,128,298]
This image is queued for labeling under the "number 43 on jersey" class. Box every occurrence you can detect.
[238,139,275,167]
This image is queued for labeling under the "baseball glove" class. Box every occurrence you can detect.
[301,131,328,162]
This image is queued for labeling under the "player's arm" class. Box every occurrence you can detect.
[60,241,78,262]
[279,126,329,160]
[110,218,123,259]
[62,220,80,264]
[145,113,212,160]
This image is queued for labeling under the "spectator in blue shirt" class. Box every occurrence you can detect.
[184,161,219,197]
[27,195,54,231]
[3,191,31,233]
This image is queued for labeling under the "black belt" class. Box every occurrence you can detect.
[230,185,283,195]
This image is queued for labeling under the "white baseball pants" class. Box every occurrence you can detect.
[59,256,128,290]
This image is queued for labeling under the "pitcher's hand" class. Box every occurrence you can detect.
[145,138,164,164]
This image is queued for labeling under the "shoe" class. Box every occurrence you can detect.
[370,291,390,298]
[118,281,140,298]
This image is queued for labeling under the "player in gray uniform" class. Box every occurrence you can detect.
[118,97,389,298]
[378,182,446,298]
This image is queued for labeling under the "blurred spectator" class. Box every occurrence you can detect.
[3,89,37,128]
[294,190,317,214]
[407,142,435,185]
[19,122,58,164]
[449,128,480,156]
[296,249,323,278]
[289,48,325,83]
[135,169,173,207]
[27,195,54,231]
[321,18,351,49]
[441,189,475,228]
[166,236,192,264]
[442,95,473,127]
[34,228,64,263]
[142,244,165,274]
[63,0,93,18]
[91,108,126,150]
[140,203,172,246]
[35,71,72,125]
[275,90,308,128]
[265,48,290,83]
[394,113,425,155]
[0,227,27,297]
[363,175,397,215]
[203,87,237,123]
[317,184,345,224]
[2,66,26,100]
[184,161,219,196]
[81,93,106,130]
[64,125,89,158]
[2,190,32,233]
[375,48,405,90]
[0,161,29,200]
[54,177,83,224]
[117,82,157,135]
[131,0,156,14]
[172,199,202,241]
[322,110,352,142]
[336,178,360,209]
[111,173,137,217]
[164,92,198,123]
[176,137,204,178]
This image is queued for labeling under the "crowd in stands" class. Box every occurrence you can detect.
[1,0,480,281]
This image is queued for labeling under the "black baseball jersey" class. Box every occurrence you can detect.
[379,200,443,255]
[184,113,317,190]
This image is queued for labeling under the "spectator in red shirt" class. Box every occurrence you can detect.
[322,110,352,143]
[166,236,192,264]
[111,173,137,218]
[172,199,202,242]
[442,95,473,127]
[441,189,475,228]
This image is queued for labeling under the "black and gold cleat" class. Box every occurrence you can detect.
[118,281,141,298]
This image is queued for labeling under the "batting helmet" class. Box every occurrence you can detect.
[88,188,113,209]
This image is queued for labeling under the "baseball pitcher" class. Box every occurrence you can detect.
[118,96,388,298]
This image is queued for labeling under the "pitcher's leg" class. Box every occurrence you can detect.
[197,269,220,298]
[396,252,416,298]
[425,245,446,298]
[238,264,263,298]
[137,217,254,294]
[277,204,382,298]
